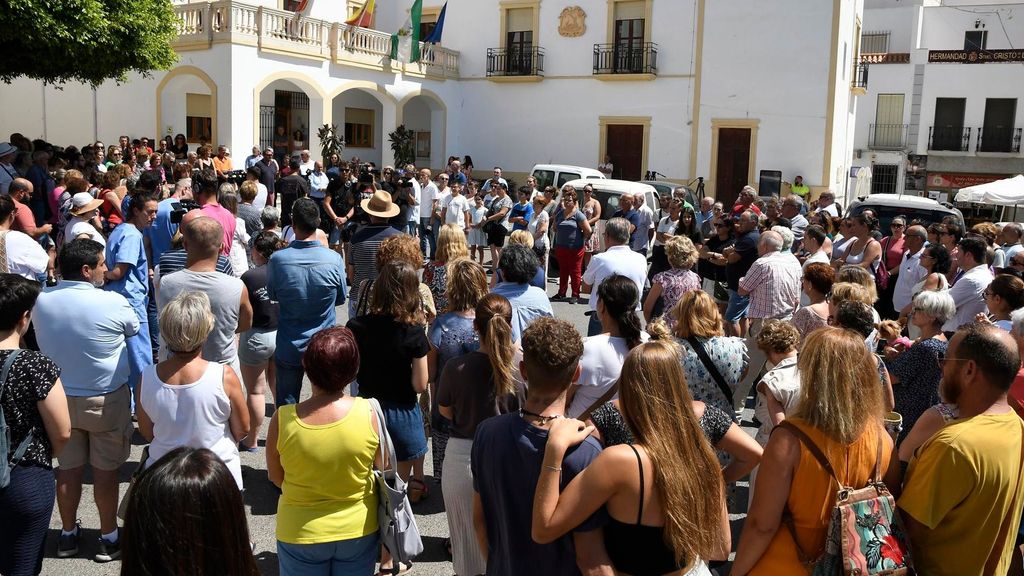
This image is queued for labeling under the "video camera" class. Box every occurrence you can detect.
[223,170,247,185]
[169,199,202,224]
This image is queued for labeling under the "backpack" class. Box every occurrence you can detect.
[0,350,29,489]
[777,420,912,575]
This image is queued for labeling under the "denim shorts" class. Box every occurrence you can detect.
[724,289,750,323]
[238,328,276,365]
[278,532,379,576]
[379,399,428,462]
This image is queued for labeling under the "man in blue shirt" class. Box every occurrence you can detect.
[490,244,553,340]
[267,198,347,406]
[472,317,610,576]
[104,192,158,394]
[508,186,535,232]
[34,238,140,561]
[611,194,643,254]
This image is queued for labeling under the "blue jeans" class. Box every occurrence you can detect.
[419,217,434,258]
[278,532,379,576]
[275,359,305,408]
[725,290,751,324]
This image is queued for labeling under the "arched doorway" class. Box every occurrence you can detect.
[255,76,325,165]
[329,83,396,168]
[398,90,447,170]
[156,66,218,149]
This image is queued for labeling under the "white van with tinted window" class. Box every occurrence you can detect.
[531,164,605,191]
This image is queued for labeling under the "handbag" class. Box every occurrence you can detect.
[0,350,27,489]
[777,421,913,575]
[367,399,424,573]
[874,237,891,291]
[685,336,734,407]
[116,446,150,521]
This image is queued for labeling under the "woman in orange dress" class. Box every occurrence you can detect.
[731,326,900,575]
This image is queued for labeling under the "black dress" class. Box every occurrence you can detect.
[590,401,732,448]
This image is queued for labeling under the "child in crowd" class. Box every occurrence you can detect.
[469,194,487,263]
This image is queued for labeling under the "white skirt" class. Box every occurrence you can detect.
[442,437,487,576]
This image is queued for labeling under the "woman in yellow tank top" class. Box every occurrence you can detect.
[731,327,900,575]
[266,327,383,576]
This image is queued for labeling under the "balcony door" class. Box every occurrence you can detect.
[613,1,645,73]
[874,94,905,148]
[981,98,1017,152]
[933,98,966,151]
[606,124,644,181]
[714,128,752,208]
[505,8,534,76]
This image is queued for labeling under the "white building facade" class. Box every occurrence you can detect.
[2,0,864,207]
[852,0,1024,202]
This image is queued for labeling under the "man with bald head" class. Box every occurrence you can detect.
[900,323,1024,575]
[154,209,233,283]
[157,216,252,374]
[892,224,928,320]
[8,178,51,240]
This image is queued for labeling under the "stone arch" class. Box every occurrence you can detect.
[156,65,219,146]
[397,87,448,169]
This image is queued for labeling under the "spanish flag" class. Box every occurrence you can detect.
[346,0,375,27]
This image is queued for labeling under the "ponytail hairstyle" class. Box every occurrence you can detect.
[596,274,643,349]
[474,294,516,398]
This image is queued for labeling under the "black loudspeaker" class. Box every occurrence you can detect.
[759,170,782,198]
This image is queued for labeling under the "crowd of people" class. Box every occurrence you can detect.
[2,132,1024,576]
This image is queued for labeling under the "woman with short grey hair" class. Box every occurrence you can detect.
[884,290,954,443]
[137,291,250,490]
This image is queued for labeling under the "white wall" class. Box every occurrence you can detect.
[332,88,383,166]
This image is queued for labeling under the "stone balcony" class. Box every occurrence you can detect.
[172,1,460,79]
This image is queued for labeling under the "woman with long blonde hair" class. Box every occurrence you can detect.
[732,327,898,574]
[438,293,522,576]
[533,340,730,575]
[424,223,470,313]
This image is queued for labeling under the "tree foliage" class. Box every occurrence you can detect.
[0,0,179,85]
[317,124,345,164]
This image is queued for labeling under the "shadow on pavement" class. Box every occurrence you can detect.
[243,465,280,516]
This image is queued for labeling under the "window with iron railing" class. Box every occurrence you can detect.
[861,31,890,53]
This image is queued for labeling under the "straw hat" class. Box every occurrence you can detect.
[361,190,400,218]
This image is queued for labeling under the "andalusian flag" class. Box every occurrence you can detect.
[345,0,375,27]
[390,0,423,63]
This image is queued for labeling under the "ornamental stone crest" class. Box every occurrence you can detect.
[558,6,586,37]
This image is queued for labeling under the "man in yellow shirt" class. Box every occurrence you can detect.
[790,175,810,199]
[899,323,1024,576]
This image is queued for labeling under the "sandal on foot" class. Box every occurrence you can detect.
[377,561,412,576]
[408,478,428,503]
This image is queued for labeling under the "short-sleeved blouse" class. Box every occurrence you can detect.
[887,336,947,442]
[423,261,449,314]
[792,305,829,342]
[677,336,749,419]
[0,349,60,469]
[590,401,732,448]
[427,312,480,374]
[652,269,701,326]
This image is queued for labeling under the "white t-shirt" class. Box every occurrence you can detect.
[420,182,439,219]
[654,216,678,246]
[409,178,421,222]
[229,217,250,277]
[435,188,451,218]
[64,217,106,246]
[817,203,840,218]
[529,210,550,249]
[0,230,49,280]
[253,182,268,211]
[444,194,471,229]
[568,332,650,418]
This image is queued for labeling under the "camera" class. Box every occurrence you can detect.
[224,170,247,185]
[169,199,202,224]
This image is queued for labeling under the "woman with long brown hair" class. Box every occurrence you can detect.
[732,327,899,574]
[347,260,430,503]
[438,293,523,576]
[532,340,730,575]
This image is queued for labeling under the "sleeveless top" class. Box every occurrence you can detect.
[604,444,684,575]
[748,418,891,575]
[141,362,242,489]
[276,398,379,544]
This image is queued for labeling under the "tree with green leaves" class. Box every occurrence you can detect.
[0,0,179,85]
[388,124,415,168]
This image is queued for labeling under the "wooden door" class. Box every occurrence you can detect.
[606,124,643,180]
[715,128,751,208]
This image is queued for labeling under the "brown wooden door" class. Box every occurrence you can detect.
[606,124,643,180]
[715,128,751,208]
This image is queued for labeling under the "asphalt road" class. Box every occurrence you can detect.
[40,273,754,576]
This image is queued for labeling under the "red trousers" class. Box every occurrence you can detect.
[555,246,585,298]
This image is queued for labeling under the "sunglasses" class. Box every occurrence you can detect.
[891,223,905,228]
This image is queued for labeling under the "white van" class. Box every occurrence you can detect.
[562,178,658,251]
[531,164,605,191]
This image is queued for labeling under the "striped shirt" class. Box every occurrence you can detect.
[156,248,232,285]
[739,251,802,320]
[349,225,402,310]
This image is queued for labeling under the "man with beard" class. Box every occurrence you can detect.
[899,323,1024,575]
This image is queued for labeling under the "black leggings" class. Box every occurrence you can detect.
[0,465,55,576]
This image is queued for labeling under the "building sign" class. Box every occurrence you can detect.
[928,172,1008,189]
[928,49,1024,64]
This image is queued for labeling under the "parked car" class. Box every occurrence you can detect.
[638,180,698,209]
[845,193,965,231]
[531,164,606,191]
[562,178,659,252]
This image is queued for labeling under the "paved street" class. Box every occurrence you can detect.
[41,273,754,576]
